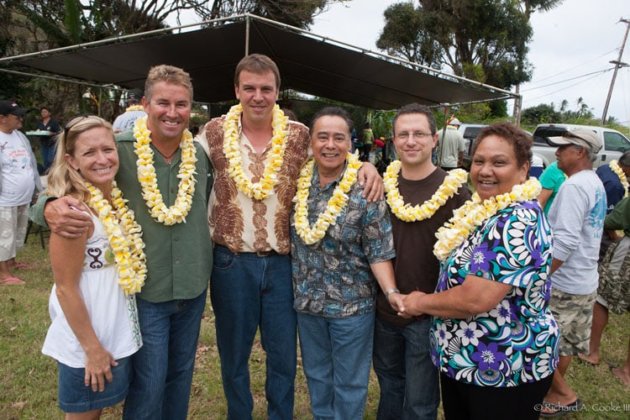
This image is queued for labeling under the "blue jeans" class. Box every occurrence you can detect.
[298,312,374,420]
[211,246,296,420]
[122,290,207,420]
[40,141,56,173]
[373,317,439,420]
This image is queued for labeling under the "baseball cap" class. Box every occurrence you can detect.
[547,128,603,153]
[0,100,26,117]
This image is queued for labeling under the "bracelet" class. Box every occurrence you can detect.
[385,288,399,298]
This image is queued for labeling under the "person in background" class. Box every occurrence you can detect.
[37,106,62,173]
[291,106,397,420]
[578,197,630,374]
[112,90,147,134]
[596,150,629,213]
[0,100,42,285]
[401,123,558,419]
[42,116,143,418]
[361,121,374,161]
[374,103,470,420]
[542,128,606,416]
[436,116,465,171]
[537,161,566,214]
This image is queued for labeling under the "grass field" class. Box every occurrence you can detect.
[1,235,629,419]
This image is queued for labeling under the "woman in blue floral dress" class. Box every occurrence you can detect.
[401,123,559,419]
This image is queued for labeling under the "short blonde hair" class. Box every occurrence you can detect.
[46,116,115,202]
[144,65,193,101]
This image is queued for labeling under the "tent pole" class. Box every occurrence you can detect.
[245,14,250,56]
[437,105,449,167]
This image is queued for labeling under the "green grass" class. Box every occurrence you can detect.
[1,237,629,419]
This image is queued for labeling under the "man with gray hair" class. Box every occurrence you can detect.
[541,128,607,415]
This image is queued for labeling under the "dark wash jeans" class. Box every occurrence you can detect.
[211,245,296,420]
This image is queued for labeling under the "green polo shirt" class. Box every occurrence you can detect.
[32,131,213,303]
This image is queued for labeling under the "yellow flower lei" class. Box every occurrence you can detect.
[384,161,468,222]
[133,116,197,225]
[433,178,542,261]
[126,105,144,112]
[294,152,362,245]
[223,104,289,200]
[86,181,147,295]
[609,160,629,198]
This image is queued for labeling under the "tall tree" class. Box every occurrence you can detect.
[377,0,537,89]
[192,0,348,29]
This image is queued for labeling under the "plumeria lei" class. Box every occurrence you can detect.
[293,152,362,245]
[133,116,197,225]
[433,178,542,261]
[223,104,289,200]
[125,105,144,112]
[384,161,468,222]
[86,181,147,295]
[609,160,629,198]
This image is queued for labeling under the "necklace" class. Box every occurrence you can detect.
[433,178,542,261]
[86,181,147,295]
[133,116,197,225]
[294,152,362,245]
[223,104,288,200]
[609,160,629,198]
[126,105,144,112]
[384,161,468,222]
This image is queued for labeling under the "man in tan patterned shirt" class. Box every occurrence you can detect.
[199,54,382,420]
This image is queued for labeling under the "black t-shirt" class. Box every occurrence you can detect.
[36,118,61,146]
[376,167,471,327]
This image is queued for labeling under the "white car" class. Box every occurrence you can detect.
[532,123,630,167]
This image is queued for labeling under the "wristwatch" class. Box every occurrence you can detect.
[385,288,400,298]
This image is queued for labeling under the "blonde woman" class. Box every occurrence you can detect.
[42,116,145,419]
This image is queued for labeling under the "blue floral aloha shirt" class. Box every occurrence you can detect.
[430,200,559,387]
[290,167,395,318]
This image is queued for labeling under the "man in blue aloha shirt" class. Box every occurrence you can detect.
[291,107,397,420]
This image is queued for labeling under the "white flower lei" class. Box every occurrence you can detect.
[609,160,629,198]
[86,181,147,295]
[293,152,362,245]
[133,116,197,225]
[223,104,289,200]
[384,161,468,222]
[433,178,542,261]
[125,105,144,112]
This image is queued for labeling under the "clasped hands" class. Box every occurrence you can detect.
[387,290,426,319]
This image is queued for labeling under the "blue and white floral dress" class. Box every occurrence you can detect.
[430,200,559,387]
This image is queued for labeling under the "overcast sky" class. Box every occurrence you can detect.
[311,0,630,124]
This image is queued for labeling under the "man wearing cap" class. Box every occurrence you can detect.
[542,128,607,415]
[436,117,465,171]
[112,90,147,134]
[0,100,42,285]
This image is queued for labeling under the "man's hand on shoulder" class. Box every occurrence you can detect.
[358,162,384,202]
[44,196,92,239]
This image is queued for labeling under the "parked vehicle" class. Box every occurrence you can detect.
[532,124,630,167]
[456,123,487,158]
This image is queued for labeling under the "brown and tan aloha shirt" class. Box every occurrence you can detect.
[199,115,310,254]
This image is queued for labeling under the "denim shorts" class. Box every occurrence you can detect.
[57,356,132,413]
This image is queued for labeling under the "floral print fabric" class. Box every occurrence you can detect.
[291,168,395,318]
[430,200,559,387]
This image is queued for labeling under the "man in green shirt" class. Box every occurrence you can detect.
[32,65,213,419]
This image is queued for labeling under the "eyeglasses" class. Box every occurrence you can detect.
[395,131,433,140]
[64,115,90,131]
